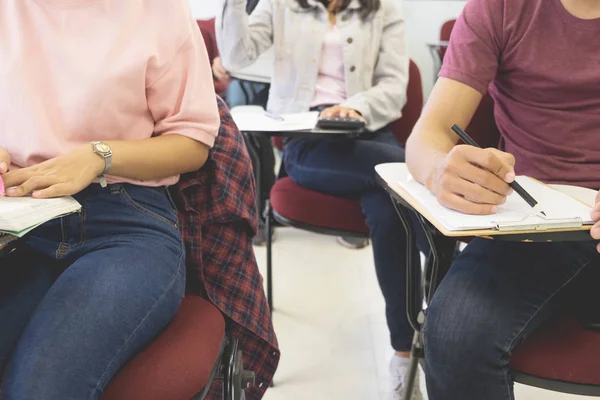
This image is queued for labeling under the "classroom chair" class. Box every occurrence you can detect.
[100,99,259,400]
[197,19,229,96]
[427,19,456,82]
[263,60,423,311]
[394,95,600,400]
[101,296,253,400]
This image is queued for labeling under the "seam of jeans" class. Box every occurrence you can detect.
[502,258,592,400]
[119,186,178,229]
[89,247,185,399]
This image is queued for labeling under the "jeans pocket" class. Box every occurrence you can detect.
[118,185,179,229]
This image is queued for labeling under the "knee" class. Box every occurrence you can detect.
[424,290,506,374]
[361,190,401,231]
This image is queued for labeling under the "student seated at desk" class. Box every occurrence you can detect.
[406,0,600,399]
[217,0,424,398]
[0,1,219,399]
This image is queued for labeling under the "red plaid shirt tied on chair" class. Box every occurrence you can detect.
[171,96,279,399]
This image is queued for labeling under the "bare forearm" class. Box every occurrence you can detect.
[406,118,456,189]
[106,134,210,181]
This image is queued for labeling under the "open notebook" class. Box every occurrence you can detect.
[0,196,81,237]
[393,164,595,233]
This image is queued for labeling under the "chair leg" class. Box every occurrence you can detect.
[265,200,273,313]
[403,330,424,400]
[222,337,255,400]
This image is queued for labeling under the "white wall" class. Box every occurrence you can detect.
[190,0,466,97]
[189,0,220,20]
[403,1,465,96]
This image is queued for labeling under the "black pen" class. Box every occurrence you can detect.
[450,124,547,216]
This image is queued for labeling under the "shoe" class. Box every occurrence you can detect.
[336,236,369,249]
[389,355,423,400]
[253,225,276,246]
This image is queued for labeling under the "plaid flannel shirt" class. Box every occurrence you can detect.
[170,96,279,399]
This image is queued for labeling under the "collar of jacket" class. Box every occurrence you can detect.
[286,0,362,12]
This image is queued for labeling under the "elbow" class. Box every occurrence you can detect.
[183,141,211,174]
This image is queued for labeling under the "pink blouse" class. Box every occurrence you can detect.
[311,24,347,107]
[0,0,219,186]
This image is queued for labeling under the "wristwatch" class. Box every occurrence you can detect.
[90,141,113,188]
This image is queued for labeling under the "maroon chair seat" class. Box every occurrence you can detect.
[102,296,225,400]
[270,177,370,235]
[511,316,600,389]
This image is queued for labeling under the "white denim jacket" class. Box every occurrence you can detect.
[216,0,408,131]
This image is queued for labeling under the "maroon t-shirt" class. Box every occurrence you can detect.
[440,0,600,188]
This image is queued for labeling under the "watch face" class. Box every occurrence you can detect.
[96,143,111,153]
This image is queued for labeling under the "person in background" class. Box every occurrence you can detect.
[217,0,425,398]
[406,0,600,398]
[0,1,219,399]
[212,0,270,109]
[212,0,277,247]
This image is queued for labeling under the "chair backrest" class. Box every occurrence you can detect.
[196,19,217,64]
[196,18,228,94]
[391,59,424,146]
[467,93,501,149]
[436,19,501,149]
[439,19,456,61]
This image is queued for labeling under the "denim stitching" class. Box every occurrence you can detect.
[89,246,185,399]
[119,187,178,229]
[502,259,592,400]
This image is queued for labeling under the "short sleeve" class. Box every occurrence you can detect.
[439,0,505,94]
[146,24,220,148]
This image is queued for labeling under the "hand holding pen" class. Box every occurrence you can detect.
[426,126,517,215]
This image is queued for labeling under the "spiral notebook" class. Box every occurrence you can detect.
[392,164,595,234]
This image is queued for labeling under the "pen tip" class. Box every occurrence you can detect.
[541,211,547,216]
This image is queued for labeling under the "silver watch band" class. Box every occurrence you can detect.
[91,142,113,187]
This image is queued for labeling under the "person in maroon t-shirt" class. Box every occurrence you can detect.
[406,0,600,398]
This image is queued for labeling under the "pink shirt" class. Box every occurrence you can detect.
[440,0,600,188]
[311,24,347,108]
[0,0,219,187]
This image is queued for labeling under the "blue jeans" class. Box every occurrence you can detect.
[226,79,269,108]
[284,130,425,351]
[0,184,186,400]
[423,238,600,400]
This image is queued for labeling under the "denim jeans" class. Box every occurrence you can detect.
[284,130,426,352]
[0,183,186,400]
[226,79,269,108]
[423,238,600,400]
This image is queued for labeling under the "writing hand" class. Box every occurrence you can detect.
[428,145,515,215]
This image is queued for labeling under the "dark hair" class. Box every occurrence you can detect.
[295,0,381,20]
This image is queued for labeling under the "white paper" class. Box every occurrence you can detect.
[393,164,594,231]
[231,106,319,132]
[0,196,81,233]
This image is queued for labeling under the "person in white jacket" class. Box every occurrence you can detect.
[217,1,424,398]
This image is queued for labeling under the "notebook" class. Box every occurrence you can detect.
[0,196,81,237]
[392,164,595,233]
[231,106,320,132]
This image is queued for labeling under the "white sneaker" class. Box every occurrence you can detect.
[389,355,423,400]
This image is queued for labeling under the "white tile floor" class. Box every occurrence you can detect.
[254,228,595,400]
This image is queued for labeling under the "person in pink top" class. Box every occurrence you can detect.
[406,0,600,398]
[0,1,219,399]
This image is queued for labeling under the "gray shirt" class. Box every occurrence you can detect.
[216,0,409,131]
